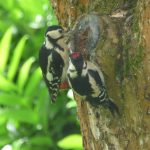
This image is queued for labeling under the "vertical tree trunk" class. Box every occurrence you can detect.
[51,0,150,149]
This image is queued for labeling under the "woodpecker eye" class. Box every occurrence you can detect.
[58,29,63,34]
[46,34,50,38]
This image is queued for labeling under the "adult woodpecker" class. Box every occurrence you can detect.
[39,25,69,103]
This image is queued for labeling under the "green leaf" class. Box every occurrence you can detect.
[66,89,76,108]
[0,75,17,91]
[29,135,52,146]
[18,0,47,21]
[58,134,83,150]
[36,88,49,131]
[24,67,42,96]
[0,138,11,147]
[17,57,35,91]
[0,93,28,106]
[7,35,28,81]
[0,27,13,72]
[66,100,77,109]
[12,136,52,150]
[12,139,24,150]
[0,0,14,10]
[0,108,38,124]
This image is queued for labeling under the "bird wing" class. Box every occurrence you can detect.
[88,69,105,88]
[39,45,51,74]
[43,73,61,103]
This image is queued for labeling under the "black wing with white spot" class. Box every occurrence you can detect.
[46,50,64,102]
[43,74,61,103]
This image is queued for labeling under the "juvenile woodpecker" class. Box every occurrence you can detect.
[67,52,119,115]
[39,25,69,103]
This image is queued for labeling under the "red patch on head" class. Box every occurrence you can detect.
[70,52,81,59]
[60,81,69,89]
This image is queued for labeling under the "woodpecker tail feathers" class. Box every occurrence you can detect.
[48,85,59,103]
[101,98,120,116]
[88,97,120,116]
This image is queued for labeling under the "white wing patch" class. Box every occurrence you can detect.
[88,71,101,98]
[46,72,53,81]
[46,54,53,81]
[87,61,105,85]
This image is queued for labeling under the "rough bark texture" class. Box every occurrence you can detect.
[51,0,150,149]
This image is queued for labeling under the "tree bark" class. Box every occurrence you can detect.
[51,0,150,149]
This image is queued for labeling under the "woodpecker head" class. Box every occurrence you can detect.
[45,25,64,42]
[69,52,87,76]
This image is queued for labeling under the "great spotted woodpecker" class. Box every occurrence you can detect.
[39,25,69,103]
[67,52,119,115]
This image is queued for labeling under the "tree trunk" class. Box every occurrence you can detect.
[51,0,150,149]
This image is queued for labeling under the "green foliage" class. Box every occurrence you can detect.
[7,35,28,81]
[0,0,58,60]
[58,134,83,150]
[0,0,81,150]
[0,27,13,72]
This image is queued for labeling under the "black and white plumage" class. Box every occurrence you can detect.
[39,25,69,103]
[67,52,119,115]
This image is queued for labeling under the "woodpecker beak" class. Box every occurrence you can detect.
[63,31,71,36]
[63,29,75,45]
[63,31,71,44]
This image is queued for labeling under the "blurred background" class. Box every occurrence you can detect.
[0,0,82,150]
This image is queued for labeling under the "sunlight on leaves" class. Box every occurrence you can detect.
[0,75,17,91]
[0,27,13,73]
[29,135,52,146]
[17,57,35,92]
[66,89,77,108]
[58,134,83,150]
[1,144,12,150]
[0,93,28,106]
[66,100,77,109]
[24,67,42,96]
[12,138,27,150]
[67,89,74,100]
[0,108,38,124]
[7,35,28,81]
